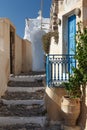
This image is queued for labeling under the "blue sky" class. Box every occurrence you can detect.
[0,0,51,38]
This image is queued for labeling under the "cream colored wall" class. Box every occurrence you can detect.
[48,0,87,129]
[50,0,83,84]
[0,51,9,96]
[15,35,22,75]
[0,18,32,77]
[50,0,82,55]
[49,37,62,54]
[58,0,82,55]
[0,18,33,97]
[0,50,9,97]
[22,39,32,73]
[45,87,66,121]
[0,18,11,96]
[49,0,83,88]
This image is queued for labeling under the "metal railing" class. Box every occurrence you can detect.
[46,54,76,87]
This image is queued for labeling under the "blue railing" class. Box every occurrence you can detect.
[46,54,76,87]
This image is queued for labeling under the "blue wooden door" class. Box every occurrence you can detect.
[68,15,76,74]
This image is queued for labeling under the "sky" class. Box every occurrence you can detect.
[0,0,51,38]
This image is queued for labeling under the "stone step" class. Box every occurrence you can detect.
[9,74,46,82]
[0,123,44,130]
[0,116,46,127]
[0,123,62,130]
[0,99,46,117]
[7,86,45,92]
[2,89,45,100]
[0,73,48,129]
[13,71,45,76]
[8,80,44,87]
[8,73,46,87]
[1,99,44,105]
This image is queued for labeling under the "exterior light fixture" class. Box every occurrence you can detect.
[75,8,81,17]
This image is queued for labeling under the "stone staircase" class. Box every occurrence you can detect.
[0,72,62,130]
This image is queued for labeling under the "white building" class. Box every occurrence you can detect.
[24,12,50,71]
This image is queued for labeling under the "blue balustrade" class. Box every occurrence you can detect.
[46,54,76,87]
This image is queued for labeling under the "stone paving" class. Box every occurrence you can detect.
[0,72,62,130]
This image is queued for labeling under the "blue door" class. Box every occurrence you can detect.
[68,15,76,74]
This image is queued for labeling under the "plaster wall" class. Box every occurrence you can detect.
[50,0,82,55]
[0,50,9,96]
[22,39,32,73]
[47,0,87,129]
[45,87,66,121]
[58,0,82,55]
[49,0,83,86]
[0,18,12,96]
[15,35,22,75]
[0,18,33,97]
[0,18,33,78]
[49,36,62,54]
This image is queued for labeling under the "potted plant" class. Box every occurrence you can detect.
[61,68,83,126]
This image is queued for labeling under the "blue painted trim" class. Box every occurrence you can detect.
[68,15,76,54]
[46,54,76,87]
[68,15,76,74]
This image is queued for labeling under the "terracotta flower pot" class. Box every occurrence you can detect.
[61,96,80,126]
